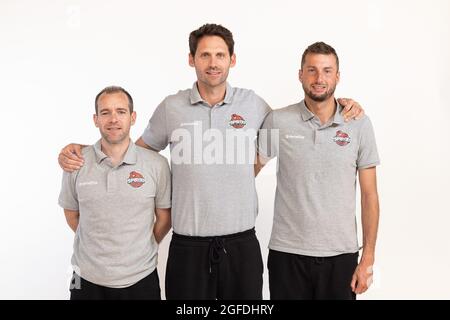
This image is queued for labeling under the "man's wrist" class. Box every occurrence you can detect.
[360,250,375,265]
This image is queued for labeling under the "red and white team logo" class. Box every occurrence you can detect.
[229,114,246,129]
[333,130,351,146]
[127,171,145,188]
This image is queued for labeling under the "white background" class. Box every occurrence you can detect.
[1,0,449,299]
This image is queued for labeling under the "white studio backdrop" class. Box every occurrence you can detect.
[0,0,449,299]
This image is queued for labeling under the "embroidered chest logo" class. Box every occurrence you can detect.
[229,114,246,129]
[127,171,145,188]
[333,130,351,146]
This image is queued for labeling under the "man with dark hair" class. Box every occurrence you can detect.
[141,23,268,300]
[259,42,380,300]
[189,23,235,56]
[59,86,172,300]
[301,41,340,72]
[58,25,364,300]
[94,86,134,114]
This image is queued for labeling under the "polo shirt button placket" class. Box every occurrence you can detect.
[211,107,220,129]
[107,169,117,194]
[210,107,214,128]
[314,129,320,146]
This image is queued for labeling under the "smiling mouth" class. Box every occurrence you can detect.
[311,86,327,94]
[206,70,221,76]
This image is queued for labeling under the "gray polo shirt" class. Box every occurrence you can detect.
[58,140,171,288]
[259,100,380,257]
[142,82,271,236]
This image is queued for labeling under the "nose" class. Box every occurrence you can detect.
[209,56,218,68]
[109,112,119,123]
[316,71,325,83]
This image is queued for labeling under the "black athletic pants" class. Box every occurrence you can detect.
[70,269,161,300]
[268,249,358,300]
[165,228,263,300]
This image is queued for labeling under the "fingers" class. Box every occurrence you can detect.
[355,277,369,294]
[59,145,84,172]
[58,153,83,172]
[351,274,357,292]
[363,266,374,292]
[351,263,374,295]
[338,98,354,122]
[352,102,364,120]
[62,148,84,163]
[338,98,365,122]
[73,144,83,159]
[337,97,349,106]
[353,272,373,294]
[366,275,374,288]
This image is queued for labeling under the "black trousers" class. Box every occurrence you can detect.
[165,228,263,300]
[268,249,358,300]
[70,269,161,300]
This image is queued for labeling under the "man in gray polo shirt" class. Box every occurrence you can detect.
[59,86,171,300]
[58,25,364,299]
[258,42,380,299]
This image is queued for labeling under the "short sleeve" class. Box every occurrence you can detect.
[254,94,272,128]
[258,111,278,159]
[357,117,380,169]
[58,171,79,211]
[155,156,172,209]
[141,100,169,151]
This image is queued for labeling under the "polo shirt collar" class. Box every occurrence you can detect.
[189,82,234,105]
[299,99,345,125]
[223,82,234,104]
[93,139,137,165]
[122,141,138,165]
[93,140,108,163]
[299,100,315,121]
[332,103,345,125]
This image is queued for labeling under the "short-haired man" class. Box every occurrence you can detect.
[259,42,380,300]
[59,86,171,300]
